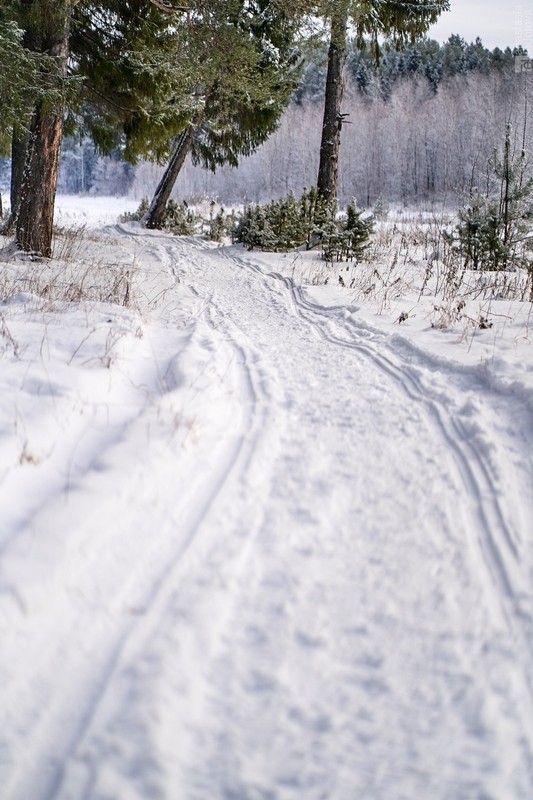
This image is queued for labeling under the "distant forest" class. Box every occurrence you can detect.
[2,35,529,208]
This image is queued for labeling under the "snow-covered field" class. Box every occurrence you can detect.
[1,196,533,799]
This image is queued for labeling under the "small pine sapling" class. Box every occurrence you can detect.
[209,207,233,243]
[345,198,374,259]
[373,195,390,221]
[164,200,198,235]
[119,198,150,222]
[452,125,533,272]
[323,198,374,262]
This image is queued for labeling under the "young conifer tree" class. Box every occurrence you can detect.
[455,124,533,271]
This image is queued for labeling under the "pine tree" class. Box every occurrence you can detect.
[317,0,350,203]
[5,0,193,253]
[144,125,198,230]
[144,0,304,229]
[69,0,194,162]
[13,0,75,258]
[316,0,450,202]
[0,5,62,233]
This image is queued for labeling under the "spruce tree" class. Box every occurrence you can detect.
[7,0,303,252]
[344,197,373,259]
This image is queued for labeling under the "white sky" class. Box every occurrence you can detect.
[428,1,533,51]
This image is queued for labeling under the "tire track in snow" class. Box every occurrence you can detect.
[136,231,533,796]
[9,229,531,798]
[41,230,286,800]
[0,231,273,800]
[1,325,237,800]
[143,237,533,796]
[220,244,533,740]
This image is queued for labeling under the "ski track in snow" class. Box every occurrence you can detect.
[1,226,533,799]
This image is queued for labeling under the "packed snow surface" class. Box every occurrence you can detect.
[1,199,533,799]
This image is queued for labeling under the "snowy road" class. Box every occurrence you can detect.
[1,228,533,799]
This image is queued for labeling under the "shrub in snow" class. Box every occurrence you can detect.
[322,198,374,262]
[208,206,239,243]
[119,198,149,222]
[235,188,336,251]
[372,194,390,221]
[234,188,372,260]
[120,198,198,235]
[236,205,278,250]
[164,200,198,236]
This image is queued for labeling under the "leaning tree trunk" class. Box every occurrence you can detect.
[317,2,349,203]
[144,126,197,229]
[16,1,72,258]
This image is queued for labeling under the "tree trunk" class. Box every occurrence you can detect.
[317,3,348,203]
[8,128,30,232]
[144,127,196,229]
[16,104,65,257]
[15,1,71,258]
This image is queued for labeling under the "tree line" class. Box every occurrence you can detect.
[130,36,530,208]
[2,0,450,256]
[295,33,524,102]
[56,34,530,204]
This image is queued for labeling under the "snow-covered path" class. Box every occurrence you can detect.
[1,227,533,799]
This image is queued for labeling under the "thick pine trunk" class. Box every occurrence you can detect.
[317,5,348,203]
[15,1,71,258]
[144,128,196,229]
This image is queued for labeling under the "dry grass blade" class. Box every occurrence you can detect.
[0,225,137,310]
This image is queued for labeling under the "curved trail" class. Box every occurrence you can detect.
[2,229,533,799]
